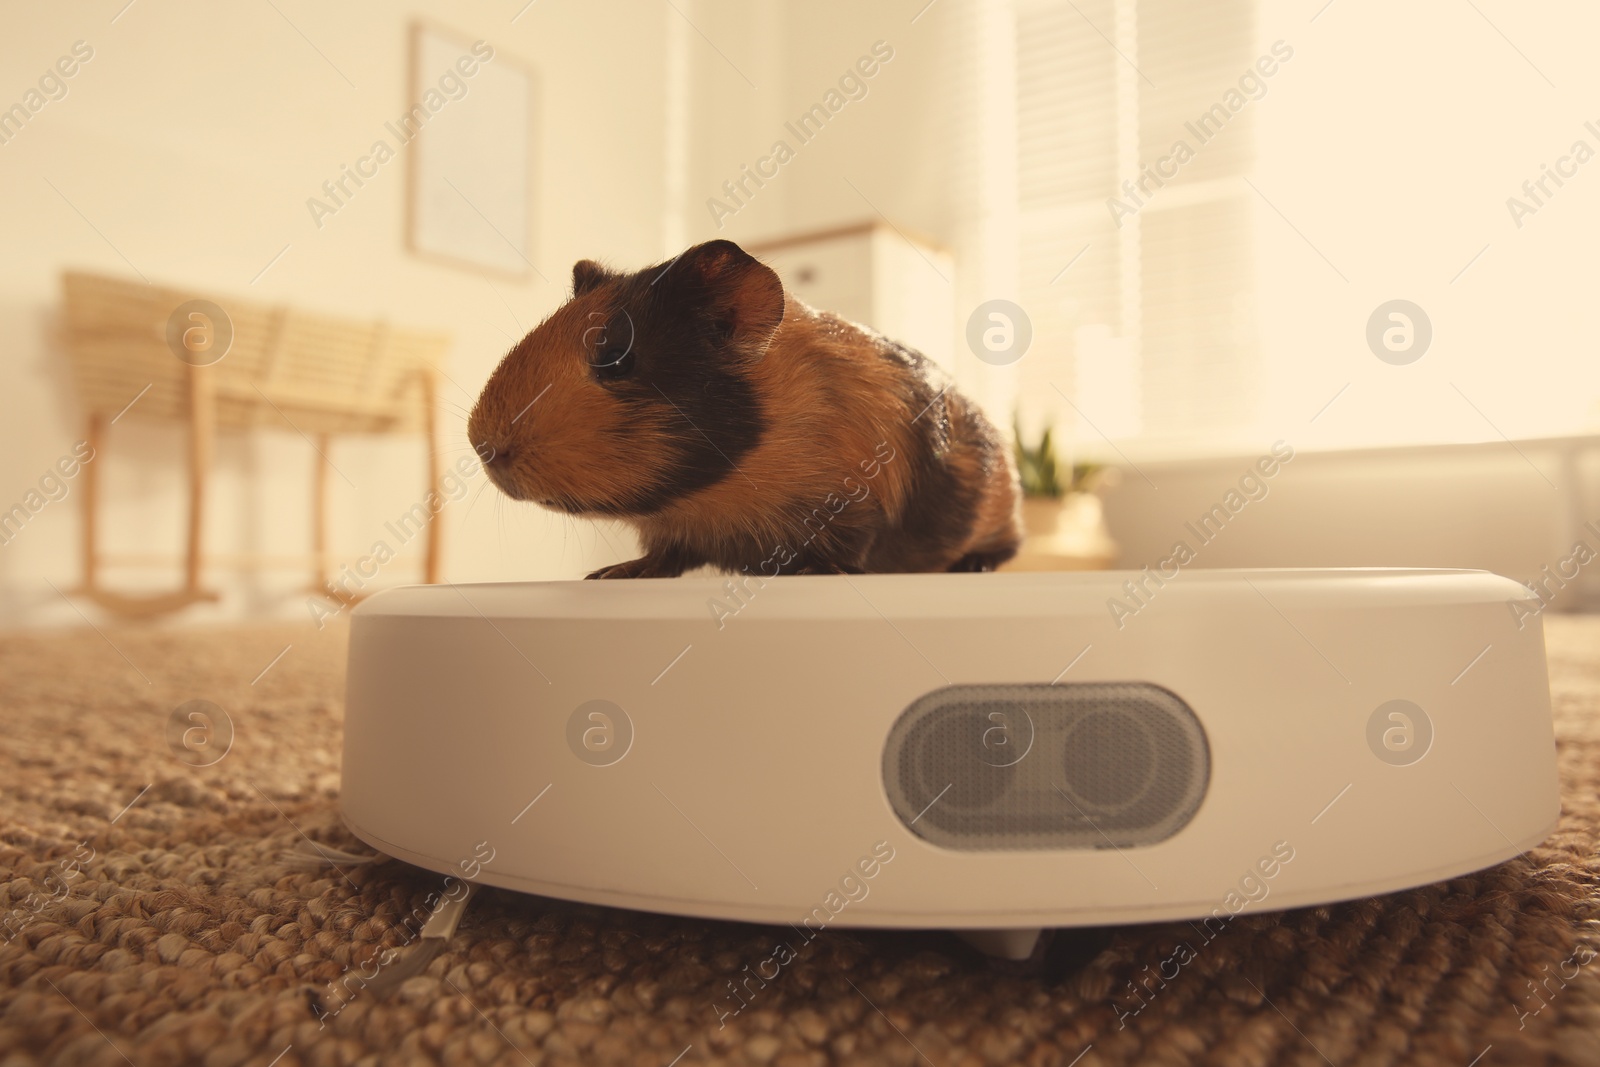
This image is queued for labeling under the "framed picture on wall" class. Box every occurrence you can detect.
[406,22,536,278]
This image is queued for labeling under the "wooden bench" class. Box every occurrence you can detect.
[60,270,450,618]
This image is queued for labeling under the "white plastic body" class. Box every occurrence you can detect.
[340,569,1558,930]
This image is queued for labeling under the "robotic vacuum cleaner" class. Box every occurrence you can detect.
[340,569,1558,958]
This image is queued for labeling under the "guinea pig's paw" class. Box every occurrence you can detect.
[585,555,686,579]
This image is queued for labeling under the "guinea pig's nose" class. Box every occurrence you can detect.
[475,440,512,466]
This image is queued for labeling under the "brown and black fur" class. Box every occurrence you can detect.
[467,239,1021,578]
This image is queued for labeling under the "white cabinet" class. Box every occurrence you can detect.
[748,222,956,375]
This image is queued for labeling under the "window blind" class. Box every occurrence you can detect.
[1014,0,1262,455]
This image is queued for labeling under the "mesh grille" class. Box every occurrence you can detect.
[882,683,1210,851]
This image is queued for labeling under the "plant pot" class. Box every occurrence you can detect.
[1007,492,1118,571]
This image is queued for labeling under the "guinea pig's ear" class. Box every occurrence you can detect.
[571,259,617,296]
[673,240,785,354]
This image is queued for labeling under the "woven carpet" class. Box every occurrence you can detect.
[1,616,1598,1067]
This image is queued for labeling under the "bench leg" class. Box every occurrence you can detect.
[80,414,103,596]
[185,362,214,596]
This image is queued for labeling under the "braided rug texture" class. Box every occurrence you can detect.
[0,617,1597,1067]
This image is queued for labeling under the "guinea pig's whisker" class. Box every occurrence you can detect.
[463,477,493,519]
[589,518,623,558]
[497,494,509,563]
[424,360,476,397]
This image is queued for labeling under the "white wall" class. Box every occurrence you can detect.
[0,0,673,626]
[1252,0,1600,455]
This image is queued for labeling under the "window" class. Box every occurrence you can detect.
[1013,0,1263,457]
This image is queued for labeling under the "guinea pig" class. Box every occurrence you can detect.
[467,239,1021,578]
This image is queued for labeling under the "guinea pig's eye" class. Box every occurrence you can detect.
[591,347,635,380]
[586,308,637,382]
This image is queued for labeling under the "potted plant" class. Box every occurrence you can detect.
[1010,418,1119,570]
